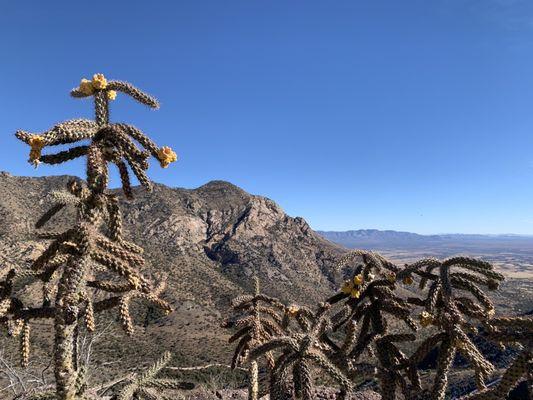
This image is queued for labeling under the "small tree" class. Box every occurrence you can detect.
[0,73,177,400]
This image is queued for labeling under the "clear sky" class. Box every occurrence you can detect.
[1,1,533,235]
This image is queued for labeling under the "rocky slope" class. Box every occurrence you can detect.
[0,171,344,374]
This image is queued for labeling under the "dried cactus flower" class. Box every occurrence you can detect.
[91,73,107,89]
[79,78,94,95]
[341,280,353,294]
[386,272,397,283]
[28,135,45,165]
[107,90,117,100]
[157,146,178,168]
[287,304,300,316]
[419,311,435,327]
[1,74,176,400]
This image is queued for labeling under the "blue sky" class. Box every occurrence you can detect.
[1,1,533,234]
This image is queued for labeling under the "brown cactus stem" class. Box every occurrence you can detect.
[53,225,92,400]
[53,265,88,399]
[94,90,109,126]
[249,360,259,400]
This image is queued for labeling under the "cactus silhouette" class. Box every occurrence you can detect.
[0,74,176,400]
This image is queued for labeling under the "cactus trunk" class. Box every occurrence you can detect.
[248,360,259,400]
[53,232,91,400]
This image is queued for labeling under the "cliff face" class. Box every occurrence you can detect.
[0,171,344,369]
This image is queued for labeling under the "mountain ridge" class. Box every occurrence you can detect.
[0,171,344,376]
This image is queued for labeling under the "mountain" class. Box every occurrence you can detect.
[0,171,344,377]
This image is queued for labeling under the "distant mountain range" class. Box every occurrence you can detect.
[317,229,533,251]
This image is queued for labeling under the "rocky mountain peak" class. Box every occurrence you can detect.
[0,172,344,367]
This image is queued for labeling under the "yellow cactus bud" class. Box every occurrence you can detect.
[353,274,364,285]
[28,135,45,165]
[341,280,353,294]
[350,288,361,299]
[157,146,178,168]
[107,90,117,100]
[29,135,44,149]
[419,311,434,327]
[402,276,414,285]
[92,73,107,90]
[287,305,299,316]
[386,272,397,283]
[79,78,95,95]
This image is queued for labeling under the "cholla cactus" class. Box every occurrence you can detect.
[0,74,176,400]
[249,303,352,400]
[223,276,288,400]
[461,316,532,400]
[325,250,419,399]
[16,73,177,195]
[373,333,420,400]
[118,352,188,400]
[224,250,526,400]
[397,257,505,400]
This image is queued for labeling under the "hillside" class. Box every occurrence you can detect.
[0,171,344,378]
